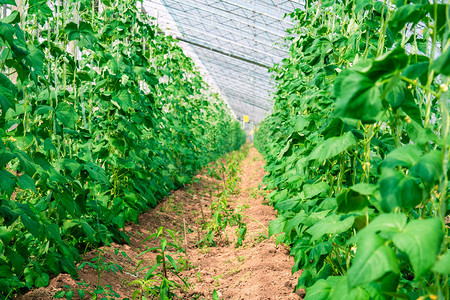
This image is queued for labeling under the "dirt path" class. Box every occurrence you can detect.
[17,146,302,300]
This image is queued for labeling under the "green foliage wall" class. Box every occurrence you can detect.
[0,0,245,297]
[255,0,449,299]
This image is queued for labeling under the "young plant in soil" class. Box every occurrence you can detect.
[130,227,188,300]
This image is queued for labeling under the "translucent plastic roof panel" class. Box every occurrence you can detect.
[142,0,304,124]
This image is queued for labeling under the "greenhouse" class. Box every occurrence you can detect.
[0,0,449,299]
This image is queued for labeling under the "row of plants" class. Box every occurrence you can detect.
[255,0,449,299]
[199,146,249,248]
[0,0,245,298]
[54,146,250,300]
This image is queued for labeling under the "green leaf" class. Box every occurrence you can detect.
[308,132,357,163]
[0,73,16,114]
[35,272,49,287]
[305,277,340,300]
[28,0,53,25]
[84,161,110,185]
[432,252,450,274]
[431,44,450,75]
[355,0,373,13]
[165,254,178,272]
[410,150,443,186]
[337,188,370,213]
[380,144,422,169]
[269,216,287,237]
[392,218,443,278]
[18,174,37,193]
[388,4,426,35]
[0,150,16,167]
[347,233,399,288]
[329,276,371,299]
[334,70,381,123]
[35,105,54,115]
[302,182,329,199]
[212,289,219,300]
[0,0,16,5]
[56,102,78,128]
[360,213,407,239]
[321,118,344,139]
[293,115,309,132]
[306,215,355,241]
[0,169,16,196]
[1,11,20,24]
[379,169,423,212]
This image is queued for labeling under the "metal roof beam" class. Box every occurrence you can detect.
[171,19,289,53]
[177,25,283,60]
[223,90,271,110]
[209,74,272,97]
[177,37,273,69]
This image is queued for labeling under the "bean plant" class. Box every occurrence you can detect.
[0,0,245,298]
[255,0,449,299]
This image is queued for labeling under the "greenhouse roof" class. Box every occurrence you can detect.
[142,0,304,124]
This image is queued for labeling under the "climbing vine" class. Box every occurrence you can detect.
[256,0,449,298]
[0,0,245,297]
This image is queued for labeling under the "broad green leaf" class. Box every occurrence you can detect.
[431,44,450,76]
[269,215,287,236]
[347,233,399,288]
[405,119,437,146]
[380,144,422,169]
[388,4,426,35]
[212,289,219,300]
[329,276,371,300]
[28,0,53,25]
[18,174,37,193]
[54,189,75,215]
[34,105,54,115]
[24,45,45,76]
[321,118,344,139]
[432,252,450,274]
[56,102,78,128]
[0,150,15,167]
[113,90,132,111]
[0,73,16,113]
[360,213,407,239]
[34,272,49,287]
[392,218,444,278]
[379,169,423,212]
[308,132,357,163]
[15,151,37,176]
[23,267,35,286]
[410,150,443,186]
[84,161,110,185]
[360,48,409,80]
[1,11,20,24]
[303,182,329,199]
[21,215,41,237]
[305,277,340,300]
[306,215,355,241]
[355,0,373,13]
[293,115,309,132]
[0,169,16,196]
[334,70,381,123]
[337,188,369,213]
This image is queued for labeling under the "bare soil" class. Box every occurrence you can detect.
[16,146,303,300]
